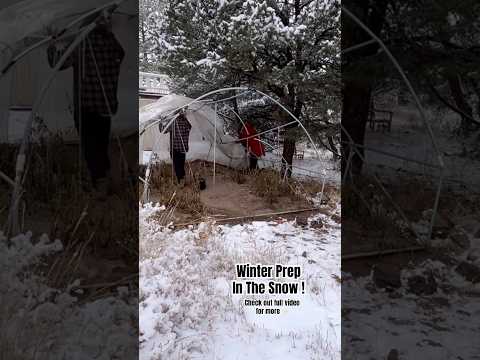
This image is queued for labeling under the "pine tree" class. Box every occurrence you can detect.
[147,0,340,174]
[342,0,480,174]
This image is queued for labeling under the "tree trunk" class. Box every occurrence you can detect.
[232,81,240,115]
[341,1,388,177]
[281,136,295,178]
[328,135,340,160]
[279,91,301,179]
[448,74,474,134]
[342,80,371,176]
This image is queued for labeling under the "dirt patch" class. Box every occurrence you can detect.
[199,174,310,217]
[146,160,337,225]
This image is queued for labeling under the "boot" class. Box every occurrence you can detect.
[94,177,109,201]
[178,178,186,188]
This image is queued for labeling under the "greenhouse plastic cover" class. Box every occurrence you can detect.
[0,0,124,51]
[140,94,248,168]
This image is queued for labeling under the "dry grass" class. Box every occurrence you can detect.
[251,168,335,207]
[143,162,206,219]
[230,168,247,184]
[341,173,443,253]
[1,136,138,287]
[0,136,139,358]
[252,169,299,205]
[142,161,338,227]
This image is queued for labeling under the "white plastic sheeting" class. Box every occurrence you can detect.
[0,0,116,51]
[0,0,138,143]
[139,94,248,168]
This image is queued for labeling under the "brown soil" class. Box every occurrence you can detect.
[148,161,336,225]
[199,174,310,217]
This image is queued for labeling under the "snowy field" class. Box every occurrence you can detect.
[0,231,137,359]
[140,202,341,360]
[343,233,480,359]
[264,146,340,184]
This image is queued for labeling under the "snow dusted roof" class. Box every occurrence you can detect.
[139,72,170,96]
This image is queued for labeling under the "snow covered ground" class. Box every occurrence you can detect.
[0,231,137,359]
[343,202,480,358]
[140,202,341,360]
[263,146,340,184]
[343,254,480,358]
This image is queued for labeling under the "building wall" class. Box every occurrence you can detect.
[139,97,159,109]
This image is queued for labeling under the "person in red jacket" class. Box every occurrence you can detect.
[238,121,265,170]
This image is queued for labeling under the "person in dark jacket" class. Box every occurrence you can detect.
[164,111,192,186]
[47,13,124,196]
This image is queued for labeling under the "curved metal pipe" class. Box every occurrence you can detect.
[342,5,445,241]
[342,6,443,168]
[141,87,328,201]
[1,0,124,77]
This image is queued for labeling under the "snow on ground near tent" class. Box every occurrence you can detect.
[343,259,480,359]
[139,202,341,360]
[364,106,480,190]
[0,231,137,359]
[343,217,480,359]
[263,146,340,184]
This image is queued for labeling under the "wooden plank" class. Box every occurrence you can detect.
[174,207,321,227]
[342,246,425,261]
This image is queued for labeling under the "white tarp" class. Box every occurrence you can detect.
[0,0,137,143]
[0,0,119,51]
[140,94,248,168]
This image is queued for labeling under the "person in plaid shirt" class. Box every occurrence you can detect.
[164,111,192,186]
[47,13,124,197]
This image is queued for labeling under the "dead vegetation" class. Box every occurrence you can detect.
[1,134,138,295]
[140,162,206,226]
[342,176,419,254]
[342,171,480,257]
[252,168,302,204]
[230,168,247,184]
[142,160,338,225]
